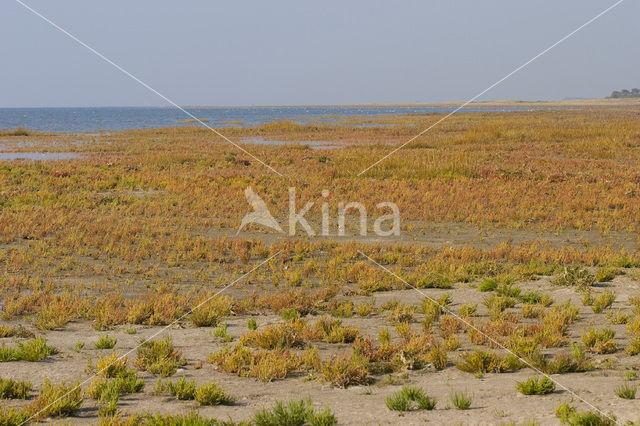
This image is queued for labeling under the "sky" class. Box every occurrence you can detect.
[0,0,638,107]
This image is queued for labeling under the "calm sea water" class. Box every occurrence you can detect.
[0,106,532,133]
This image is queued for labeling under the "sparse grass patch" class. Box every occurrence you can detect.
[241,320,306,349]
[551,266,594,290]
[0,377,32,399]
[483,294,516,320]
[581,328,617,354]
[522,303,543,319]
[96,334,117,349]
[95,353,129,378]
[596,267,619,282]
[0,337,58,362]
[478,278,498,292]
[194,381,235,406]
[456,349,514,374]
[543,343,593,374]
[321,352,371,388]
[555,402,615,426]
[0,345,17,362]
[356,300,374,317]
[0,324,34,338]
[16,337,58,361]
[247,318,258,330]
[135,338,185,377]
[450,391,472,410]
[189,295,232,327]
[385,386,436,411]
[208,343,302,382]
[279,307,300,322]
[253,399,337,426]
[627,338,640,355]
[166,377,195,400]
[212,324,233,343]
[329,300,354,318]
[139,412,220,425]
[420,294,451,326]
[87,371,144,399]
[606,309,629,325]
[458,303,477,318]
[30,379,83,418]
[592,290,615,314]
[614,382,636,399]
[515,376,555,395]
[312,316,359,344]
[0,407,30,425]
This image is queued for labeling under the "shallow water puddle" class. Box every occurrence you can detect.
[240,137,348,149]
[0,152,83,160]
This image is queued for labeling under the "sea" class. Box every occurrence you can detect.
[0,106,534,133]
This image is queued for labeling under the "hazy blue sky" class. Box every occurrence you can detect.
[1,0,637,107]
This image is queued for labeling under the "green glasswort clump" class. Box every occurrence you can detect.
[95,334,117,350]
[248,317,258,330]
[168,377,196,400]
[614,383,636,399]
[30,379,83,418]
[253,399,337,426]
[385,386,436,411]
[516,376,556,395]
[450,391,472,410]
[0,337,58,362]
[0,377,32,399]
[194,381,235,406]
[135,337,186,377]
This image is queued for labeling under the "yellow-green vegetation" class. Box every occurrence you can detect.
[450,391,472,410]
[456,349,520,375]
[0,406,30,425]
[0,377,32,399]
[515,376,556,395]
[135,338,186,377]
[190,295,232,327]
[253,399,337,426]
[2,107,640,423]
[194,381,235,406]
[555,402,615,426]
[30,379,83,419]
[592,290,616,314]
[0,337,57,362]
[95,334,117,350]
[167,377,196,400]
[614,383,636,400]
[385,386,436,411]
[581,328,618,354]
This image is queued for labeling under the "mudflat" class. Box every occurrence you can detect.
[1,105,640,425]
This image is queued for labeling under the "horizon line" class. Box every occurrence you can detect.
[1,97,632,109]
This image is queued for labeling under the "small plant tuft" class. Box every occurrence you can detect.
[0,377,32,399]
[194,381,235,406]
[385,386,436,411]
[516,376,556,395]
[614,383,636,399]
[253,399,337,426]
[450,391,472,410]
[95,335,117,350]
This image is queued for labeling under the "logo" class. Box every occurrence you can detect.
[237,187,400,237]
[237,187,284,235]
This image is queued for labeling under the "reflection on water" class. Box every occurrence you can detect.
[0,152,83,160]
